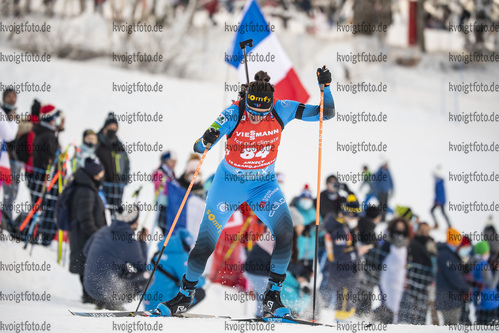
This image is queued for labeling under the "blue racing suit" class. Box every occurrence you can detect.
[185,86,335,283]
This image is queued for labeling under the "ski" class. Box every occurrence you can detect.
[69,310,230,319]
[232,317,334,327]
[69,310,332,326]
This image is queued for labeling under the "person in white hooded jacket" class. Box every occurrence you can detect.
[0,88,19,228]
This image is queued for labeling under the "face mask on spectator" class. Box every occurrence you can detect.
[3,103,16,112]
[392,231,407,247]
[458,247,471,259]
[84,141,95,148]
[298,198,313,210]
[106,129,117,140]
[347,218,357,230]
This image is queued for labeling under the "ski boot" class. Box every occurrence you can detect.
[154,275,197,317]
[262,272,292,318]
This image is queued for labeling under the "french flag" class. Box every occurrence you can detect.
[226,0,309,103]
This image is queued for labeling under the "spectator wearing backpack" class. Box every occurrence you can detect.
[0,88,18,230]
[68,157,106,304]
[1,88,19,228]
[83,204,149,310]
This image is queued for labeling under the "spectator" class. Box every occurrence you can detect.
[482,218,499,257]
[177,153,204,198]
[398,222,436,325]
[373,217,410,324]
[1,88,19,229]
[144,229,206,311]
[321,195,361,322]
[316,174,346,219]
[95,112,130,209]
[18,99,40,176]
[356,204,382,247]
[471,241,499,325]
[430,165,451,229]
[290,185,318,278]
[355,204,382,318]
[83,204,149,310]
[69,157,107,304]
[32,104,62,172]
[457,235,474,325]
[152,150,177,234]
[372,161,394,221]
[76,130,98,169]
[28,104,63,245]
[0,88,18,230]
[435,228,470,325]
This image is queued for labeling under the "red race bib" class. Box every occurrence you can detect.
[225,112,282,170]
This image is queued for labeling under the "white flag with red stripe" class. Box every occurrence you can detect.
[225,0,309,103]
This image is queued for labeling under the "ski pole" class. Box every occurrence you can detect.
[312,74,325,322]
[135,146,210,312]
[20,145,69,232]
[239,39,253,85]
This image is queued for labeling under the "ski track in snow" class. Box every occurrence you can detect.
[0,240,461,333]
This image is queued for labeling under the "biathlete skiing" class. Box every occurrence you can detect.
[155,67,335,318]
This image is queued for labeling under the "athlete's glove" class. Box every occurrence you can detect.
[202,128,220,146]
[317,66,331,86]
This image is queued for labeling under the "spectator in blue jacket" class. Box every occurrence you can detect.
[471,241,499,325]
[83,204,149,310]
[430,165,451,229]
[372,161,393,221]
[143,229,205,311]
[435,228,470,325]
[321,196,361,322]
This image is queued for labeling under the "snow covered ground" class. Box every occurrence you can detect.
[1,1,499,332]
[0,239,476,333]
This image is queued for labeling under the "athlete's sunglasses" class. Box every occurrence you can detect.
[245,107,271,117]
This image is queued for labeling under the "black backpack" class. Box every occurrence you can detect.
[54,180,78,231]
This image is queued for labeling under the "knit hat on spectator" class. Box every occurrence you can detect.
[115,203,140,225]
[395,205,413,220]
[103,112,118,128]
[459,235,472,248]
[299,184,313,199]
[40,104,61,123]
[161,150,177,162]
[365,204,381,219]
[83,157,104,177]
[342,194,361,216]
[446,228,462,247]
[474,241,490,255]
[83,129,96,141]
